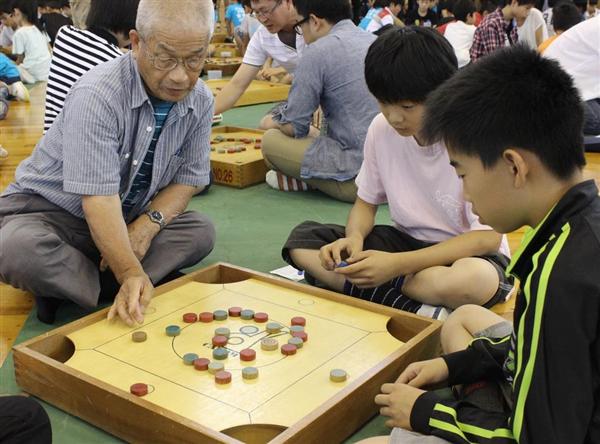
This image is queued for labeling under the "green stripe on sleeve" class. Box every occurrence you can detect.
[512,223,571,439]
[431,404,514,441]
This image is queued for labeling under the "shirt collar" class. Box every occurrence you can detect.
[128,53,196,118]
[330,19,357,34]
[507,179,599,279]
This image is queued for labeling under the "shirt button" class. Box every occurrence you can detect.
[124,153,130,159]
[133,160,138,166]
[146,126,153,132]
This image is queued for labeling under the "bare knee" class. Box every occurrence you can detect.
[441,304,506,354]
[434,258,499,308]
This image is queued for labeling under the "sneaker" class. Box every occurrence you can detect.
[265,170,311,192]
[416,304,451,321]
[8,81,30,102]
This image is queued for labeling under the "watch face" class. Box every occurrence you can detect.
[150,210,162,220]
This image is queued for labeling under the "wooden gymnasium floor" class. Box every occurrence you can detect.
[1,83,599,373]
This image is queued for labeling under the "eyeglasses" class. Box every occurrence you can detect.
[141,43,204,72]
[293,16,309,35]
[253,0,282,18]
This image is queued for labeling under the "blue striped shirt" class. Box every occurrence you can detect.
[4,53,213,221]
[122,97,174,216]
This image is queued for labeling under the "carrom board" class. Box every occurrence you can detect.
[205,57,243,77]
[211,43,241,58]
[14,263,441,444]
[210,126,267,188]
[206,79,290,107]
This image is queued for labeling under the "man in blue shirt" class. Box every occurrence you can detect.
[260,0,379,202]
[0,0,216,325]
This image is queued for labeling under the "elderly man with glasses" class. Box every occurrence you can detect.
[214,0,306,121]
[0,0,216,326]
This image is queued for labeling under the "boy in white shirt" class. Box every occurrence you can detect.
[443,0,476,67]
[282,27,513,318]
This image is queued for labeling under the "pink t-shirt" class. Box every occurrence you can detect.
[356,114,510,256]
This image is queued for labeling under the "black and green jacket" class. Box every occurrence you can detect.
[410,180,600,443]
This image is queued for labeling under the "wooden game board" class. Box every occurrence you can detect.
[210,126,267,188]
[205,57,243,77]
[211,43,241,58]
[206,79,290,107]
[14,264,441,444]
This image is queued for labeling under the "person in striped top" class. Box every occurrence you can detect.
[43,0,139,133]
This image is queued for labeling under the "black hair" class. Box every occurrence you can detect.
[552,1,581,31]
[364,26,457,103]
[373,0,393,7]
[39,0,63,8]
[292,0,352,23]
[0,0,15,14]
[422,46,585,179]
[13,0,44,31]
[453,0,476,20]
[439,0,456,12]
[85,0,139,35]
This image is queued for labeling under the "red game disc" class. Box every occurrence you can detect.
[130,383,148,396]
[291,316,306,326]
[215,370,232,384]
[199,312,214,323]
[193,358,210,371]
[292,331,308,342]
[254,312,269,323]
[281,344,297,356]
[212,335,228,347]
[228,306,243,317]
[183,312,198,323]
[239,348,256,362]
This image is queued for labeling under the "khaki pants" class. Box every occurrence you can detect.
[262,129,357,203]
[0,193,215,308]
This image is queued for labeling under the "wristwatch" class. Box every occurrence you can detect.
[145,209,166,229]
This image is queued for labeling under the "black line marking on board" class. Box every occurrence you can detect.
[92,349,252,415]
[248,330,373,415]
[224,286,373,333]
[92,283,226,350]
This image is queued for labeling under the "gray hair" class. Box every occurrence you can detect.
[136,0,214,40]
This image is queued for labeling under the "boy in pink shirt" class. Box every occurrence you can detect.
[281,27,513,318]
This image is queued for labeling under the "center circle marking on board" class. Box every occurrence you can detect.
[240,325,259,335]
[298,299,315,306]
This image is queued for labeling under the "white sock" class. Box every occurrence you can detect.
[265,170,310,191]
[416,304,451,321]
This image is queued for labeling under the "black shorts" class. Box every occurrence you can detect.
[282,221,514,308]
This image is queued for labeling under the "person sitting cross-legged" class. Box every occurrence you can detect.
[260,0,379,202]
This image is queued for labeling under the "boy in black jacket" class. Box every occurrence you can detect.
[359,46,600,443]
